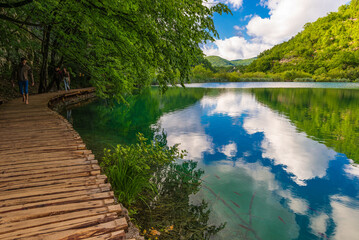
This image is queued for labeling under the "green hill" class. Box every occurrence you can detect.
[205,56,234,67]
[247,0,359,81]
[205,56,256,67]
[231,58,256,66]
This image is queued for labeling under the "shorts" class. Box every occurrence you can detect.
[18,80,29,95]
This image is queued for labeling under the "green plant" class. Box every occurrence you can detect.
[101,133,185,206]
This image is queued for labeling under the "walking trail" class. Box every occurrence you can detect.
[0,89,130,240]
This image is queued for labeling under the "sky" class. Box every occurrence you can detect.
[202,0,349,60]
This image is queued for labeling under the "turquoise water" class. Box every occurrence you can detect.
[66,83,359,240]
[184,82,359,89]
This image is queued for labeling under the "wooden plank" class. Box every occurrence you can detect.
[0,192,115,214]
[37,218,127,240]
[0,155,85,166]
[0,199,115,224]
[0,183,111,201]
[0,214,124,240]
[0,164,94,178]
[0,174,105,191]
[0,145,80,156]
[0,157,89,172]
[83,230,126,240]
[0,167,92,184]
[1,185,111,208]
[0,131,79,142]
[0,138,81,149]
[0,174,106,191]
[0,206,121,235]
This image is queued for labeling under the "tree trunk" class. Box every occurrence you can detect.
[38,25,52,93]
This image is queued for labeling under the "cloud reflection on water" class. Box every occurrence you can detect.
[155,104,214,159]
[155,90,359,239]
[330,195,359,240]
[201,91,336,185]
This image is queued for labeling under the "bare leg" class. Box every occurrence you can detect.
[26,94,29,104]
[22,94,25,102]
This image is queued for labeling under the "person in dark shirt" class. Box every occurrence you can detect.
[47,66,63,92]
[54,66,63,91]
[11,57,34,104]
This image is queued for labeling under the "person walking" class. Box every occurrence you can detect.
[47,66,63,91]
[54,66,62,91]
[11,57,34,104]
[63,67,71,91]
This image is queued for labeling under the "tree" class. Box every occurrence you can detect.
[0,0,231,99]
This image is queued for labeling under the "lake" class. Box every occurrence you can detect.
[64,83,359,240]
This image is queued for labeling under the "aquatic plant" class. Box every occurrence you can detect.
[101,133,185,206]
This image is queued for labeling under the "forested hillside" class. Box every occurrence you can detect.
[231,58,256,66]
[246,0,359,81]
[205,56,255,67]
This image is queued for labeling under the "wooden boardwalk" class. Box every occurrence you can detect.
[0,89,128,240]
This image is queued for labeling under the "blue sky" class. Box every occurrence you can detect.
[203,0,349,60]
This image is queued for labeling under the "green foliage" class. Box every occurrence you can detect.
[246,1,359,81]
[205,56,256,67]
[205,56,234,67]
[192,64,214,81]
[281,70,312,80]
[231,58,256,66]
[101,133,185,206]
[0,0,231,98]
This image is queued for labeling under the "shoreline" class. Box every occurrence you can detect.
[49,88,144,240]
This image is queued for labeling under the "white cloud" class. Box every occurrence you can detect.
[233,25,243,31]
[202,36,272,60]
[241,14,253,21]
[227,0,243,10]
[218,141,237,158]
[203,0,348,60]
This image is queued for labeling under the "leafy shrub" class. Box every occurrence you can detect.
[240,71,267,78]
[226,71,241,82]
[313,74,331,82]
[282,70,312,80]
[191,64,214,80]
[101,133,185,206]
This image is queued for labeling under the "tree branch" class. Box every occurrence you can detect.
[13,22,43,42]
[0,14,41,26]
[0,0,33,8]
